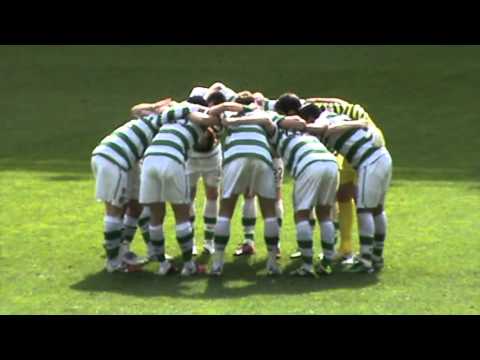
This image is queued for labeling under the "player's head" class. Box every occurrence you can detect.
[194,127,217,152]
[299,103,321,123]
[235,91,255,105]
[187,96,208,107]
[274,93,302,115]
[206,91,227,107]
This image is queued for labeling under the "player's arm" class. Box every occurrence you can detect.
[325,119,369,137]
[208,102,252,116]
[307,97,349,105]
[187,112,221,127]
[222,114,276,136]
[306,122,329,137]
[277,115,307,132]
[131,98,172,117]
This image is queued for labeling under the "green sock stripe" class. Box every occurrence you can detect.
[245,233,255,241]
[123,236,134,243]
[215,235,230,245]
[302,256,313,265]
[242,218,256,227]
[204,230,215,239]
[277,218,283,227]
[375,234,386,243]
[359,236,374,246]
[204,217,217,225]
[321,241,335,251]
[104,246,120,260]
[190,216,195,223]
[265,236,279,246]
[309,219,316,227]
[334,222,340,230]
[151,239,165,247]
[373,248,384,257]
[142,232,150,243]
[182,251,193,262]
[138,218,150,227]
[361,253,372,261]
[104,231,123,241]
[297,240,313,249]
[177,233,194,244]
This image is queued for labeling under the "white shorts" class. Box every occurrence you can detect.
[222,157,276,200]
[186,152,222,188]
[356,151,392,209]
[294,161,339,211]
[139,156,190,205]
[91,156,131,207]
[273,157,284,190]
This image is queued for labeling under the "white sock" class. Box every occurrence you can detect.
[149,224,165,261]
[373,211,387,260]
[214,217,230,253]
[296,220,313,266]
[242,197,256,243]
[264,217,279,256]
[176,222,194,262]
[203,199,217,241]
[122,215,138,244]
[104,215,123,260]
[357,212,375,263]
[320,220,335,261]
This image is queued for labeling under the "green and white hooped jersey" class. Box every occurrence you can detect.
[317,111,385,170]
[222,109,274,168]
[91,103,204,171]
[271,127,336,179]
[92,114,161,171]
[144,121,204,166]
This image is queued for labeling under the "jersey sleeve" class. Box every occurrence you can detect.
[189,87,209,98]
[159,104,193,125]
[222,86,238,102]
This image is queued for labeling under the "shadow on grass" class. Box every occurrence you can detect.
[70,257,379,300]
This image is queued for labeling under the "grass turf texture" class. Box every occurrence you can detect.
[1,46,479,314]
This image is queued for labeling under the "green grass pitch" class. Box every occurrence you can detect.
[1,45,479,314]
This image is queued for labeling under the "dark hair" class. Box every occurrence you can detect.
[235,94,255,105]
[187,96,208,107]
[193,127,217,152]
[299,103,321,122]
[274,93,302,115]
[206,91,227,106]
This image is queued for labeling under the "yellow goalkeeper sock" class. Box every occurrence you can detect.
[338,200,355,255]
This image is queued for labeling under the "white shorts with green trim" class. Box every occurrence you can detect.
[356,151,392,209]
[222,157,276,200]
[91,156,130,208]
[294,161,339,211]
[186,151,222,188]
[140,156,190,205]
